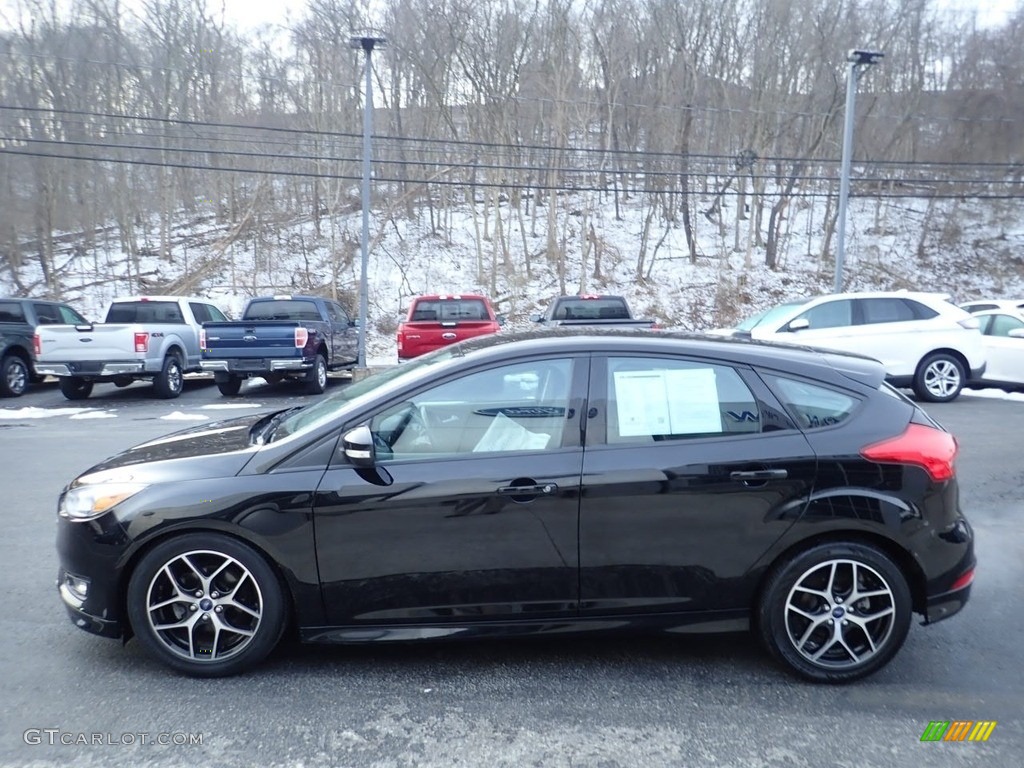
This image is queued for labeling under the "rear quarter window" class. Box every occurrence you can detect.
[766,375,859,429]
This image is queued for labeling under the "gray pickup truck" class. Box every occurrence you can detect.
[530,295,658,328]
[34,296,229,400]
[0,297,90,397]
[200,295,358,396]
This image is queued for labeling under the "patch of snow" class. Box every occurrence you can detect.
[961,388,1024,402]
[160,411,209,421]
[200,403,264,410]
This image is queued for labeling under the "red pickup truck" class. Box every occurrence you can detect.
[396,294,502,361]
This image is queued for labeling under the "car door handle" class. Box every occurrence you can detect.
[497,483,558,496]
[730,469,788,481]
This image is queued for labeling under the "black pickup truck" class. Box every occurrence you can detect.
[530,295,658,328]
[200,295,358,396]
[0,297,89,397]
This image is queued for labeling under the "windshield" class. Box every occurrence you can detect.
[269,345,461,441]
[735,300,809,332]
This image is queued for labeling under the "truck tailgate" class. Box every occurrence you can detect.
[400,320,496,356]
[36,324,141,362]
[202,321,303,359]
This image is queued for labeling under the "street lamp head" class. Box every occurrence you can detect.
[349,35,387,53]
[847,49,884,66]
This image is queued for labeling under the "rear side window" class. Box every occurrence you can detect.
[106,301,184,323]
[605,357,763,443]
[244,300,321,322]
[410,299,489,322]
[768,376,858,429]
[0,301,26,322]
[858,298,937,324]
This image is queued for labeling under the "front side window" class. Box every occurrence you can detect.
[605,357,761,443]
[57,305,88,324]
[795,300,853,330]
[986,313,1024,337]
[369,358,574,460]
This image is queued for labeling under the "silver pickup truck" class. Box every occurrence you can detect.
[34,296,229,400]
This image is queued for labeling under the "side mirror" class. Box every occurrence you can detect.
[341,425,375,467]
[1008,329,1024,339]
[787,318,810,332]
[496,314,507,327]
[349,318,360,329]
[530,314,544,323]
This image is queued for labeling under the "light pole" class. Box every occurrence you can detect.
[834,49,883,294]
[350,35,386,370]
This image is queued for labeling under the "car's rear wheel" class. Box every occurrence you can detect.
[757,542,912,683]
[913,353,965,402]
[126,533,287,677]
[306,353,327,394]
[216,376,243,396]
[153,355,184,399]
[59,377,93,400]
[0,354,29,397]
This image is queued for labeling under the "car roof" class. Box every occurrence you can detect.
[447,328,886,388]
[412,294,489,301]
[111,295,216,303]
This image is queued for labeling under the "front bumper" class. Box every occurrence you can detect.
[57,568,124,639]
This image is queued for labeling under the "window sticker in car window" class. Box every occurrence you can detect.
[614,367,722,436]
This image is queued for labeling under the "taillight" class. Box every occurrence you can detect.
[294,327,309,348]
[396,331,404,353]
[33,332,41,356]
[134,332,149,353]
[957,316,980,330]
[199,329,206,350]
[860,423,957,482]
[950,567,975,591]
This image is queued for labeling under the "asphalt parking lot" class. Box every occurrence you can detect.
[0,377,1021,767]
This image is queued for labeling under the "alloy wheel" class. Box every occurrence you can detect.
[144,550,263,662]
[784,559,896,670]
[923,359,961,399]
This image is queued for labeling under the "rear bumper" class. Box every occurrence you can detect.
[923,581,972,624]
[35,361,145,377]
[201,358,312,374]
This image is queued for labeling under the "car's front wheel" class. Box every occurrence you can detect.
[757,542,912,683]
[913,352,965,402]
[59,377,93,400]
[126,533,287,677]
[153,355,184,399]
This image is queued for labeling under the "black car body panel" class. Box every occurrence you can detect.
[55,330,975,679]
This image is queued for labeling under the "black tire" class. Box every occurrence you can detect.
[126,533,287,677]
[216,376,243,396]
[912,353,965,403]
[59,377,93,400]
[152,355,184,399]
[305,353,327,395]
[0,354,29,397]
[757,542,912,683]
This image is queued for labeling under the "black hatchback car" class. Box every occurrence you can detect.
[56,330,974,681]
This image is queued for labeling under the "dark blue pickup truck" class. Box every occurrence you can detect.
[200,295,358,396]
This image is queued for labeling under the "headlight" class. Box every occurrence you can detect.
[59,482,149,521]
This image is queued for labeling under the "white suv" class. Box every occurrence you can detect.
[723,291,985,402]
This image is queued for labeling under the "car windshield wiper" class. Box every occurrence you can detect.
[251,406,305,445]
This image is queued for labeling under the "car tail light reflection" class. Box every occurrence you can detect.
[134,332,149,353]
[860,423,957,482]
[294,327,309,348]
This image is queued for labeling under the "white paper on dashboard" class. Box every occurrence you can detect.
[614,367,721,436]
[473,411,551,452]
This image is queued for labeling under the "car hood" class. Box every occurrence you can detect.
[69,412,268,487]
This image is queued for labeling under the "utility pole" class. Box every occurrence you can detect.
[350,35,386,370]
[834,49,883,294]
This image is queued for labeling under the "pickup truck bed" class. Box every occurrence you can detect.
[201,295,358,396]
